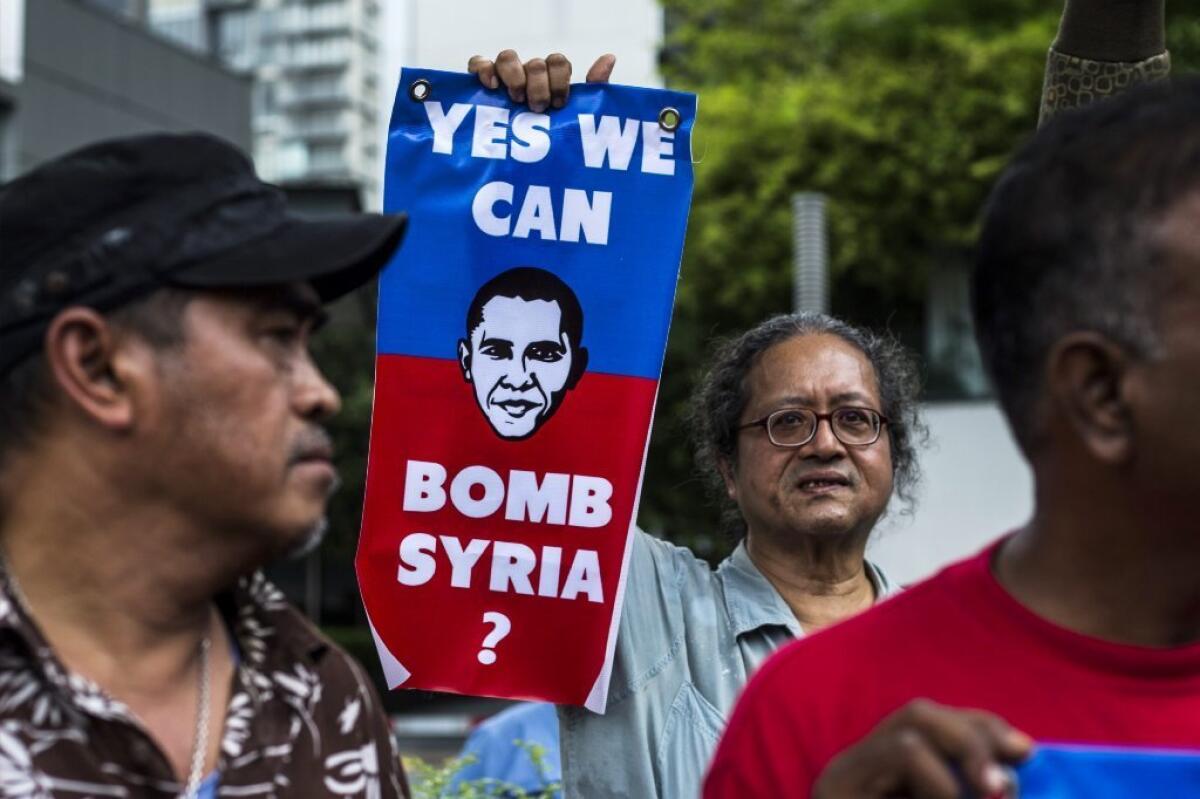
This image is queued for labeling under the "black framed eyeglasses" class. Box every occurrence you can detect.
[738,407,889,448]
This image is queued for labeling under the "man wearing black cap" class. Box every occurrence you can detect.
[0,133,409,796]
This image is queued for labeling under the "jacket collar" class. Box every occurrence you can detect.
[717,540,899,640]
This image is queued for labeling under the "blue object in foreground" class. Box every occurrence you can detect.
[1014,743,1200,797]
[196,771,220,799]
[450,702,561,797]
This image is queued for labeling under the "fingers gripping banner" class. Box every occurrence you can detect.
[357,68,696,712]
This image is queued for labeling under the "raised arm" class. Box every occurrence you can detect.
[1040,0,1169,125]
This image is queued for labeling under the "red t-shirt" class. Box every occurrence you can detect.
[703,538,1200,798]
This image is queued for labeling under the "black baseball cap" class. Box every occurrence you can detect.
[0,131,407,375]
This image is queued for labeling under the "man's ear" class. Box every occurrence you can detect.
[717,456,738,501]
[567,345,589,389]
[43,308,145,432]
[1045,332,1134,465]
[458,339,472,382]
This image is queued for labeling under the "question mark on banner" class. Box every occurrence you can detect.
[477,611,511,665]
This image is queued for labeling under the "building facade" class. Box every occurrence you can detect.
[391,0,664,91]
[0,0,250,182]
[150,0,383,209]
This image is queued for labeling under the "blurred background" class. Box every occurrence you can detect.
[5,0,1200,761]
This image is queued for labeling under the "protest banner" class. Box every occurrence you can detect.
[356,68,696,711]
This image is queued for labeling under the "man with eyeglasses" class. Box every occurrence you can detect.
[468,49,924,799]
[552,312,921,799]
[467,0,1167,793]
[461,43,929,799]
[705,2,1200,797]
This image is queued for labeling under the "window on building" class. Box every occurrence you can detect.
[216,9,259,71]
[308,141,345,172]
[0,103,12,182]
[291,33,349,68]
[255,81,278,116]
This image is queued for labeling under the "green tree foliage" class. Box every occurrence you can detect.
[642,2,1050,552]
[311,0,1200,576]
[404,741,561,798]
[640,0,1200,555]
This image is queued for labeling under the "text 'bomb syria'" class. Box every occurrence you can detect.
[394,460,611,604]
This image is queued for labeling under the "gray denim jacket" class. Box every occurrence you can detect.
[559,529,897,799]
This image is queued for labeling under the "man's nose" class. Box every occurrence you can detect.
[501,359,534,388]
[803,416,845,459]
[294,351,342,420]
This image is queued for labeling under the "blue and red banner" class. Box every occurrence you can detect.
[356,68,696,711]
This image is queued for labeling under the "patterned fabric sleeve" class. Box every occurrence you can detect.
[1039,48,1171,127]
[330,651,413,799]
[361,663,412,799]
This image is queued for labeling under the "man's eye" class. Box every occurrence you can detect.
[480,343,512,359]
[265,325,302,343]
[775,412,807,428]
[837,410,871,429]
[526,344,564,362]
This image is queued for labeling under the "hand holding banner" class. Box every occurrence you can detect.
[357,68,696,712]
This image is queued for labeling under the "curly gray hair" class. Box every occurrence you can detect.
[690,312,927,538]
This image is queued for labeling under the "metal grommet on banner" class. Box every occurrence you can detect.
[658,107,681,132]
[409,79,432,102]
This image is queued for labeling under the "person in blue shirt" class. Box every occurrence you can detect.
[450,702,562,797]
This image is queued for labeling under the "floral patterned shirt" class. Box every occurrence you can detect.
[0,570,410,798]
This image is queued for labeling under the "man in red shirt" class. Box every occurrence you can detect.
[705,38,1200,799]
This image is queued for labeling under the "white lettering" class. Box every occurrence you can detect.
[512,184,557,241]
[578,114,639,170]
[440,536,489,588]
[473,183,611,245]
[559,189,612,245]
[472,105,509,159]
[471,181,514,237]
[393,534,603,602]
[561,550,604,603]
[396,533,436,585]
[490,541,536,595]
[402,461,446,512]
[569,475,614,528]
[403,461,615,527]
[640,121,675,176]
[423,102,472,155]
[505,470,569,525]
[538,546,563,598]
[450,466,505,519]
[510,112,551,163]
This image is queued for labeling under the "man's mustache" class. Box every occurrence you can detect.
[288,427,336,465]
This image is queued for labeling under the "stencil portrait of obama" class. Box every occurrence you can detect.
[458,267,589,440]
